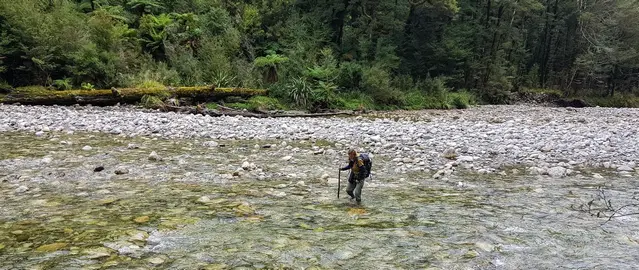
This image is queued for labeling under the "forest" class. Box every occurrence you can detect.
[2,0,639,110]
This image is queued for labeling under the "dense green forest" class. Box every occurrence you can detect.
[2,0,639,110]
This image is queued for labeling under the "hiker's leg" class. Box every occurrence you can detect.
[354,179,365,203]
[346,174,356,198]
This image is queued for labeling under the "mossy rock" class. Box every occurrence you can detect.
[35,242,68,252]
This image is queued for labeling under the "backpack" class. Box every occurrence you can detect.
[360,153,373,178]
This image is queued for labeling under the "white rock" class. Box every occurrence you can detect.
[281,156,292,161]
[127,143,139,149]
[203,141,218,147]
[148,257,165,265]
[617,165,633,172]
[148,151,161,161]
[14,185,29,193]
[242,161,251,171]
[197,196,211,203]
[457,156,475,162]
[35,131,45,137]
[547,166,567,178]
[82,145,92,151]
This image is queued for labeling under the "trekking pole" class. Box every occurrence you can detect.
[337,169,341,199]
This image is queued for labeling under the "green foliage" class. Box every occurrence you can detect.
[140,94,164,109]
[284,77,312,108]
[53,78,73,90]
[2,0,639,108]
[254,54,289,68]
[447,91,476,109]
[337,92,375,110]
[136,80,165,89]
[584,94,639,108]
[81,82,95,90]
[362,66,404,107]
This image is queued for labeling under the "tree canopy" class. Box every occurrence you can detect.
[2,0,639,108]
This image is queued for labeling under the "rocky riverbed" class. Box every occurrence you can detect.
[1,104,638,269]
[1,104,637,178]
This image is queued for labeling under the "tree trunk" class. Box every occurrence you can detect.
[0,86,267,106]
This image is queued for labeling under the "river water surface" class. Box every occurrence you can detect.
[1,132,638,269]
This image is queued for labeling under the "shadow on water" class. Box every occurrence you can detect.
[0,132,638,269]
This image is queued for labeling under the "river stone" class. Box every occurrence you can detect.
[203,141,218,147]
[82,145,92,151]
[281,156,292,161]
[475,241,495,252]
[134,216,150,223]
[36,243,67,252]
[148,151,161,161]
[118,245,140,255]
[127,143,139,149]
[114,168,129,175]
[83,247,111,259]
[547,166,566,178]
[35,131,45,137]
[14,185,29,193]
[617,165,633,172]
[242,161,251,171]
[197,196,211,203]
[148,257,165,265]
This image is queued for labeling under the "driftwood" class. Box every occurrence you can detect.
[162,105,356,118]
[0,86,267,106]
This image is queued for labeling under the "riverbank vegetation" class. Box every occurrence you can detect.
[2,0,639,110]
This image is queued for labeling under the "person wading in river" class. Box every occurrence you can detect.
[339,149,371,204]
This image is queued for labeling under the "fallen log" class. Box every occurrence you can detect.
[0,86,267,106]
[163,105,355,118]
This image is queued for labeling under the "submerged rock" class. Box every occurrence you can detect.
[148,151,162,161]
[14,185,29,193]
[114,168,129,175]
[36,243,67,252]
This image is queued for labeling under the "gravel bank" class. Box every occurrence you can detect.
[1,104,637,178]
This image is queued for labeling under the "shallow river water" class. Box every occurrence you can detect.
[1,132,638,269]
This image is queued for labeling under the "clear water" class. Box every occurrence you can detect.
[1,132,637,269]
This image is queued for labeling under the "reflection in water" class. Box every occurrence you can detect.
[0,132,637,269]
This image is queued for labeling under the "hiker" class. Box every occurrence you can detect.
[339,149,371,204]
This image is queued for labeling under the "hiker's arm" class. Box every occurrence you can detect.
[340,160,353,171]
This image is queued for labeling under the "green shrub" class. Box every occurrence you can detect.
[336,92,375,110]
[140,95,165,109]
[362,66,404,106]
[447,91,476,109]
[285,77,313,108]
[136,80,165,89]
[247,96,286,111]
[52,78,73,90]
[80,82,95,90]
[336,62,363,90]
[584,94,639,108]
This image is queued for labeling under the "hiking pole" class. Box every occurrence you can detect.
[337,169,341,199]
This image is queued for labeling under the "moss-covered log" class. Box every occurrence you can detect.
[0,86,267,106]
